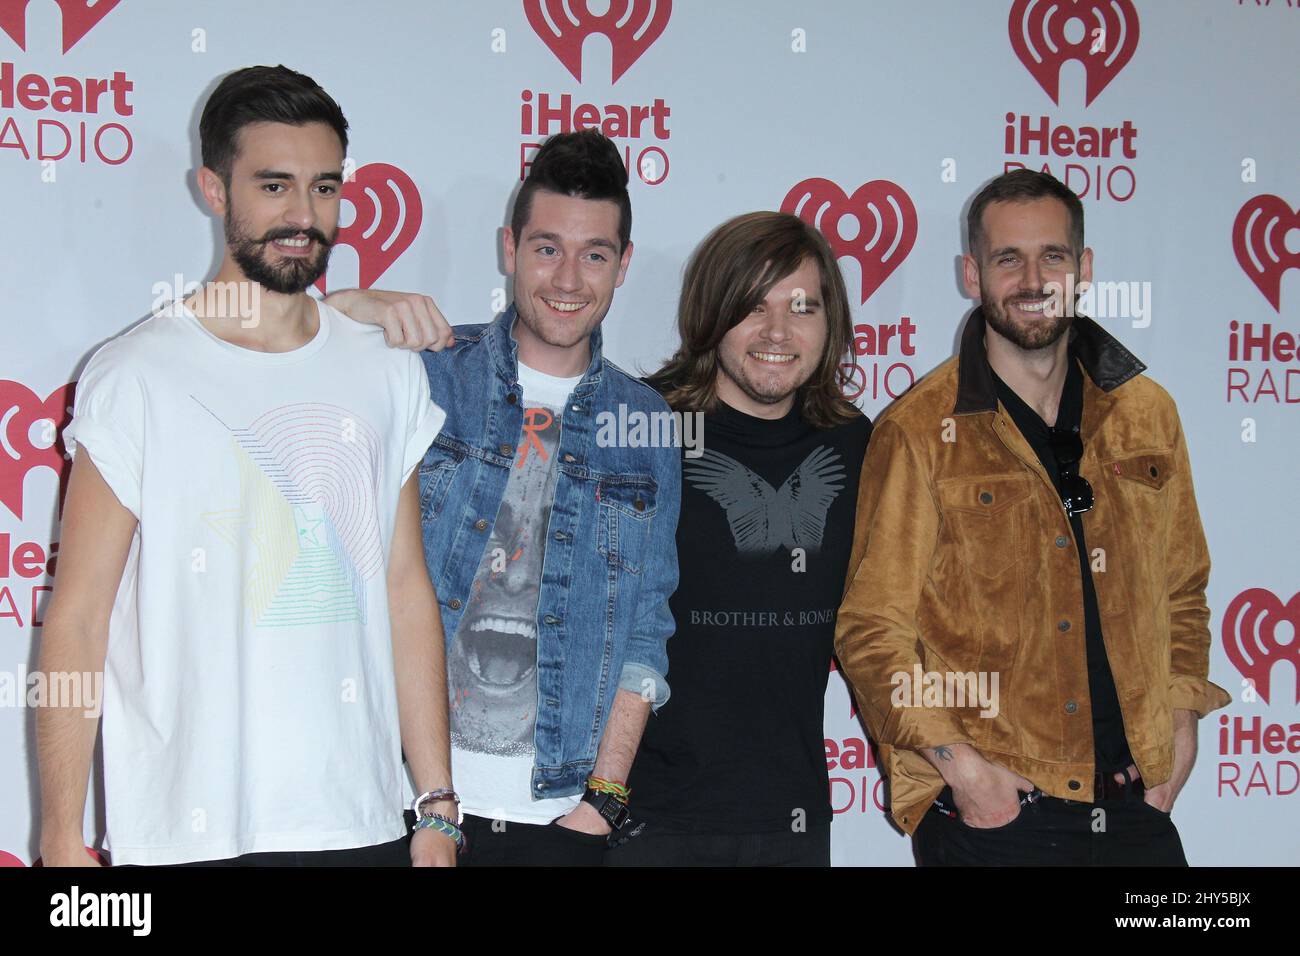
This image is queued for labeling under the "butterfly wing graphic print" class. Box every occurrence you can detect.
[777,444,846,552]
[685,445,845,555]
[683,449,778,554]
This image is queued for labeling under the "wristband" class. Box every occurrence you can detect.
[412,812,465,852]
[412,788,462,824]
[581,788,632,832]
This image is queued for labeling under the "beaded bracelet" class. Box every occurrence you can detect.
[412,812,465,852]
[587,775,631,802]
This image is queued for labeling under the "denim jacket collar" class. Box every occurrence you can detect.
[953,306,1147,415]
[488,304,607,397]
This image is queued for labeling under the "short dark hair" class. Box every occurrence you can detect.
[967,168,1084,257]
[512,130,631,251]
[199,65,349,184]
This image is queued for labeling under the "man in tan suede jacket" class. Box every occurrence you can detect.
[835,169,1230,866]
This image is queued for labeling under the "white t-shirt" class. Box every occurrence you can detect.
[447,361,583,824]
[63,300,445,865]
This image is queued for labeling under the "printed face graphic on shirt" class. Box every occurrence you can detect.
[685,445,846,556]
[448,405,563,756]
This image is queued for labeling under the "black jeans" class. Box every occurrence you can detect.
[913,792,1188,866]
[154,833,410,867]
[437,813,608,866]
[603,821,831,867]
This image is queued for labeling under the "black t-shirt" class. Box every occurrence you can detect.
[627,399,872,833]
[992,355,1134,773]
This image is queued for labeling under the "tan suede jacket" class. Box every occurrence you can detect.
[834,309,1231,834]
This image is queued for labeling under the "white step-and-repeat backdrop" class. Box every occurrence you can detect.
[1,0,1296,866]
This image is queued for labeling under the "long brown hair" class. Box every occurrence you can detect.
[647,211,859,428]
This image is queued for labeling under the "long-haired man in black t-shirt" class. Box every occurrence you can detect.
[604,211,872,867]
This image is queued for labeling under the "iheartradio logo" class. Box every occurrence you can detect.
[0,0,122,53]
[315,163,422,294]
[1232,195,1300,312]
[1009,0,1139,106]
[1222,588,1300,705]
[781,178,917,305]
[0,380,74,521]
[525,0,671,84]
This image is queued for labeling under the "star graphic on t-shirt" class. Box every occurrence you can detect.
[294,506,326,548]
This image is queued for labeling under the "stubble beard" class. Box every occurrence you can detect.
[716,345,810,409]
[514,295,604,351]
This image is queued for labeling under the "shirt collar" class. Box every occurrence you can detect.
[488,303,606,394]
[992,350,1085,439]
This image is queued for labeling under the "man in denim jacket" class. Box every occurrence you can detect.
[349,131,680,864]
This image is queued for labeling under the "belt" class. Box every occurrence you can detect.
[930,769,1144,819]
[1094,767,1145,802]
[930,785,1042,819]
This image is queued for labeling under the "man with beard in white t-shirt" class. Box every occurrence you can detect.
[37,66,458,867]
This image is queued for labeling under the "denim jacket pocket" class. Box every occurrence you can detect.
[936,474,1034,579]
[595,474,658,574]
[418,434,470,520]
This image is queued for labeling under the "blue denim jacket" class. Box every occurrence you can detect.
[418,306,680,800]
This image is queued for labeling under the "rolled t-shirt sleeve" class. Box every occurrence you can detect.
[63,343,146,520]
[401,350,445,483]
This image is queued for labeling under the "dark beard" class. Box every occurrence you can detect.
[225,207,335,295]
[982,292,1073,351]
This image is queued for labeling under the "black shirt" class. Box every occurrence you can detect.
[627,399,872,833]
[991,355,1133,773]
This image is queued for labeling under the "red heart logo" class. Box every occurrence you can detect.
[0,380,75,521]
[1008,0,1140,106]
[525,0,672,84]
[1232,195,1300,313]
[316,163,423,294]
[782,178,917,305]
[0,0,123,53]
[1222,588,1300,705]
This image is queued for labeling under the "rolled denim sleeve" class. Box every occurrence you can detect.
[618,442,680,710]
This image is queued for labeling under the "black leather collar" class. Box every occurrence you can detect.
[953,307,1146,415]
